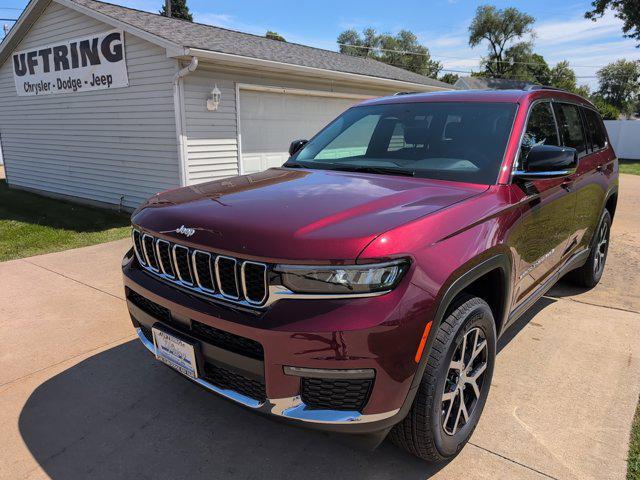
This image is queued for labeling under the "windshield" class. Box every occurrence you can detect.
[288,101,517,184]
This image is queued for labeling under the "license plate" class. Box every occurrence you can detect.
[152,327,199,379]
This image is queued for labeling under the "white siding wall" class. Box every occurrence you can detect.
[182,63,400,185]
[604,120,640,160]
[0,2,180,209]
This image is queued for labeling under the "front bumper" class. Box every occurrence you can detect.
[123,248,433,433]
[135,327,399,425]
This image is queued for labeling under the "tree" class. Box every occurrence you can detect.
[337,28,442,77]
[591,96,621,119]
[265,31,286,42]
[596,59,640,115]
[337,28,380,58]
[160,0,192,21]
[440,73,460,85]
[468,5,535,77]
[586,0,640,46]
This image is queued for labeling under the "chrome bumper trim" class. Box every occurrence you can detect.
[136,328,263,409]
[135,328,398,425]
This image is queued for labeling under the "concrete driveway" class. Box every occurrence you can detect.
[1,176,639,480]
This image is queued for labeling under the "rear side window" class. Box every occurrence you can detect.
[554,103,587,156]
[583,108,607,151]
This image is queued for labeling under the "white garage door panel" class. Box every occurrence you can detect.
[239,90,359,174]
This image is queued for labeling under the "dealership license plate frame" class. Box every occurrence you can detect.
[152,326,200,379]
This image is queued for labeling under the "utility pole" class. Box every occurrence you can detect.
[165,0,171,18]
[2,25,8,36]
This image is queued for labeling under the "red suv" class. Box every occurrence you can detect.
[123,87,617,461]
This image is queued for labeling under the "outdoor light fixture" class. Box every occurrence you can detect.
[207,84,222,111]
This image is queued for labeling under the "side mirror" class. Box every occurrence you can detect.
[289,139,308,156]
[513,145,578,180]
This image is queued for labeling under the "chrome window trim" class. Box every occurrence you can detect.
[155,239,175,278]
[172,244,194,286]
[215,255,240,300]
[241,261,268,305]
[192,250,215,293]
[132,229,146,266]
[142,234,160,272]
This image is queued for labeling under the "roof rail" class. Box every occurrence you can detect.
[523,85,566,92]
[393,91,420,96]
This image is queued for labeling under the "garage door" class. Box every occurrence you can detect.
[239,89,363,174]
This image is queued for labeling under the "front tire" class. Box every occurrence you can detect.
[389,295,496,461]
[568,209,611,288]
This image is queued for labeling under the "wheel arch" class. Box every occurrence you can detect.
[406,253,512,397]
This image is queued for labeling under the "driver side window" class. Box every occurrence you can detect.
[520,102,560,167]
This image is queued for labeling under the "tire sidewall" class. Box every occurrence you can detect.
[430,301,496,458]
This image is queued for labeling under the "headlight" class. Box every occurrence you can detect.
[274,259,410,294]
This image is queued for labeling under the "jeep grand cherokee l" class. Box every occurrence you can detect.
[122,87,617,461]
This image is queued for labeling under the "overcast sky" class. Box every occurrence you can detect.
[2,0,639,89]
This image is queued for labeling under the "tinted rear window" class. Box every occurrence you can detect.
[293,102,517,184]
[583,107,607,151]
[554,103,587,155]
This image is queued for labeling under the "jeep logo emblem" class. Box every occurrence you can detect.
[175,225,196,237]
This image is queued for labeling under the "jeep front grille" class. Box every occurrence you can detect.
[132,229,269,308]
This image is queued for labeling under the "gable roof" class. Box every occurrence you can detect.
[454,76,531,90]
[1,0,450,91]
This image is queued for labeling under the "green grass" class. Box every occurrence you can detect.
[620,160,640,176]
[0,179,131,262]
[629,398,640,480]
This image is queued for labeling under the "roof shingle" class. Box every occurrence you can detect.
[70,0,450,89]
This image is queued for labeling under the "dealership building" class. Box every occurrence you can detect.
[0,0,450,210]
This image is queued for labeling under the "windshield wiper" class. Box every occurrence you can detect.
[283,162,309,169]
[327,164,416,177]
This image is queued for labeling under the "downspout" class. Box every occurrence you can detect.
[173,56,198,187]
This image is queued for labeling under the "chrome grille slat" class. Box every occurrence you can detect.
[215,256,240,299]
[132,230,145,266]
[132,229,269,308]
[241,262,268,305]
[192,250,215,293]
[142,234,159,272]
[156,239,175,278]
[172,244,194,285]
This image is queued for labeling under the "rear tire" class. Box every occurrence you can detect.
[389,295,496,461]
[568,209,611,288]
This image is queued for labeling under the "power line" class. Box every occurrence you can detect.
[336,42,622,69]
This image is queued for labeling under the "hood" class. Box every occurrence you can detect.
[132,168,487,262]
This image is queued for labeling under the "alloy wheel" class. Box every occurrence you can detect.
[441,326,488,435]
[593,220,609,277]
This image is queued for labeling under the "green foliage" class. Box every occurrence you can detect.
[597,59,640,115]
[468,5,535,77]
[159,0,192,22]
[591,96,621,119]
[265,31,286,42]
[586,0,640,46]
[440,73,460,85]
[0,180,130,261]
[337,28,442,77]
[629,398,640,479]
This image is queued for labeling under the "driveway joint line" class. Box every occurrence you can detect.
[21,258,125,302]
[0,333,136,389]
[469,442,560,480]
[545,295,640,315]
